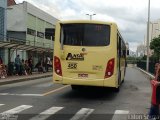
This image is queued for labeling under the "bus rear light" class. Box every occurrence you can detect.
[54,56,62,76]
[105,58,115,78]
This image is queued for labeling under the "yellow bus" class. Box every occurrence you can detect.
[53,20,128,91]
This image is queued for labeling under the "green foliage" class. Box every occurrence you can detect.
[142,55,147,60]
[150,35,160,55]
[127,56,138,64]
[150,54,159,62]
[127,56,136,61]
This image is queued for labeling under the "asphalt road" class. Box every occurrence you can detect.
[0,67,152,120]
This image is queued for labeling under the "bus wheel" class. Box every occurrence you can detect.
[71,85,80,90]
[122,79,124,84]
[115,73,121,92]
[114,87,120,92]
[122,69,126,84]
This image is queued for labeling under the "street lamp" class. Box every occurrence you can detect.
[86,14,96,20]
[146,0,150,72]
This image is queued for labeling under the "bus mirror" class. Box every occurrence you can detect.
[127,50,129,55]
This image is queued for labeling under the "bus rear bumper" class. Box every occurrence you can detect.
[54,73,118,88]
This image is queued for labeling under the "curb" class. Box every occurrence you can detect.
[0,74,53,86]
[137,67,154,80]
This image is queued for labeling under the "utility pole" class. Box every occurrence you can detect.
[146,0,150,72]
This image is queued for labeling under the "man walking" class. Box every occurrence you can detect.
[46,56,51,72]
[15,55,21,75]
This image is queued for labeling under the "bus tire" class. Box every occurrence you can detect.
[121,76,124,84]
[123,69,126,80]
[122,79,124,84]
[71,85,80,90]
[122,70,126,84]
[118,71,121,85]
[115,72,121,92]
[114,87,120,92]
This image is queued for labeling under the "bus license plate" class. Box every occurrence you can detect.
[78,74,88,78]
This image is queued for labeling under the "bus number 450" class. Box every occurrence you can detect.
[68,63,77,69]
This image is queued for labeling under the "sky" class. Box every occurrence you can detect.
[15,0,160,52]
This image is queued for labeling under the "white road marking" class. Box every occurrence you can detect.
[112,110,129,120]
[114,110,129,114]
[70,108,94,120]
[0,104,4,106]
[19,94,43,96]
[0,93,9,95]
[29,107,63,120]
[1,105,32,114]
[0,93,43,96]
[34,83,53,87]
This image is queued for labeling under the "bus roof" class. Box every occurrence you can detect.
[57,20,117,26]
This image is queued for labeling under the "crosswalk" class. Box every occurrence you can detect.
[70,108,94,120]
[0,104,4,106]
[2,105,32,114]
[0,104,130,120]
[30,107,64,120]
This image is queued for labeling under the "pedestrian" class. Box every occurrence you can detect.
[20,59,27,75]
[46,56,51,72]
[35,58,44,73]
[24,60,31,75]
[15,55,21,75]
[0,57,2,65]
[0,57,5,78]
[149,63,160,119]
[28,56,33,74]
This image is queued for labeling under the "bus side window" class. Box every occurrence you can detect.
[121,40,126,57]
[119,36,122,57]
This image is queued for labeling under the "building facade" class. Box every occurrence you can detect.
[143,19,160,56]
[6,1,59,65]
[0,0,7,63]
[149,20,160,42]
[144,19,160,46]
[136,44,146,57]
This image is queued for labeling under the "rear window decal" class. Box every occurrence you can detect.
[66,53,84,61]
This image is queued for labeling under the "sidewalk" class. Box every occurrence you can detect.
[0,72,53,85]
[135,67,154,80]
[128,64,154,80]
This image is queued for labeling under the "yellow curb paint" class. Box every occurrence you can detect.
[43,85,70,96]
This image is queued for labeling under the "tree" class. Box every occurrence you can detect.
[150,35,160,60]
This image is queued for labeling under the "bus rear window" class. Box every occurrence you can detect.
[61,23,110,46]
